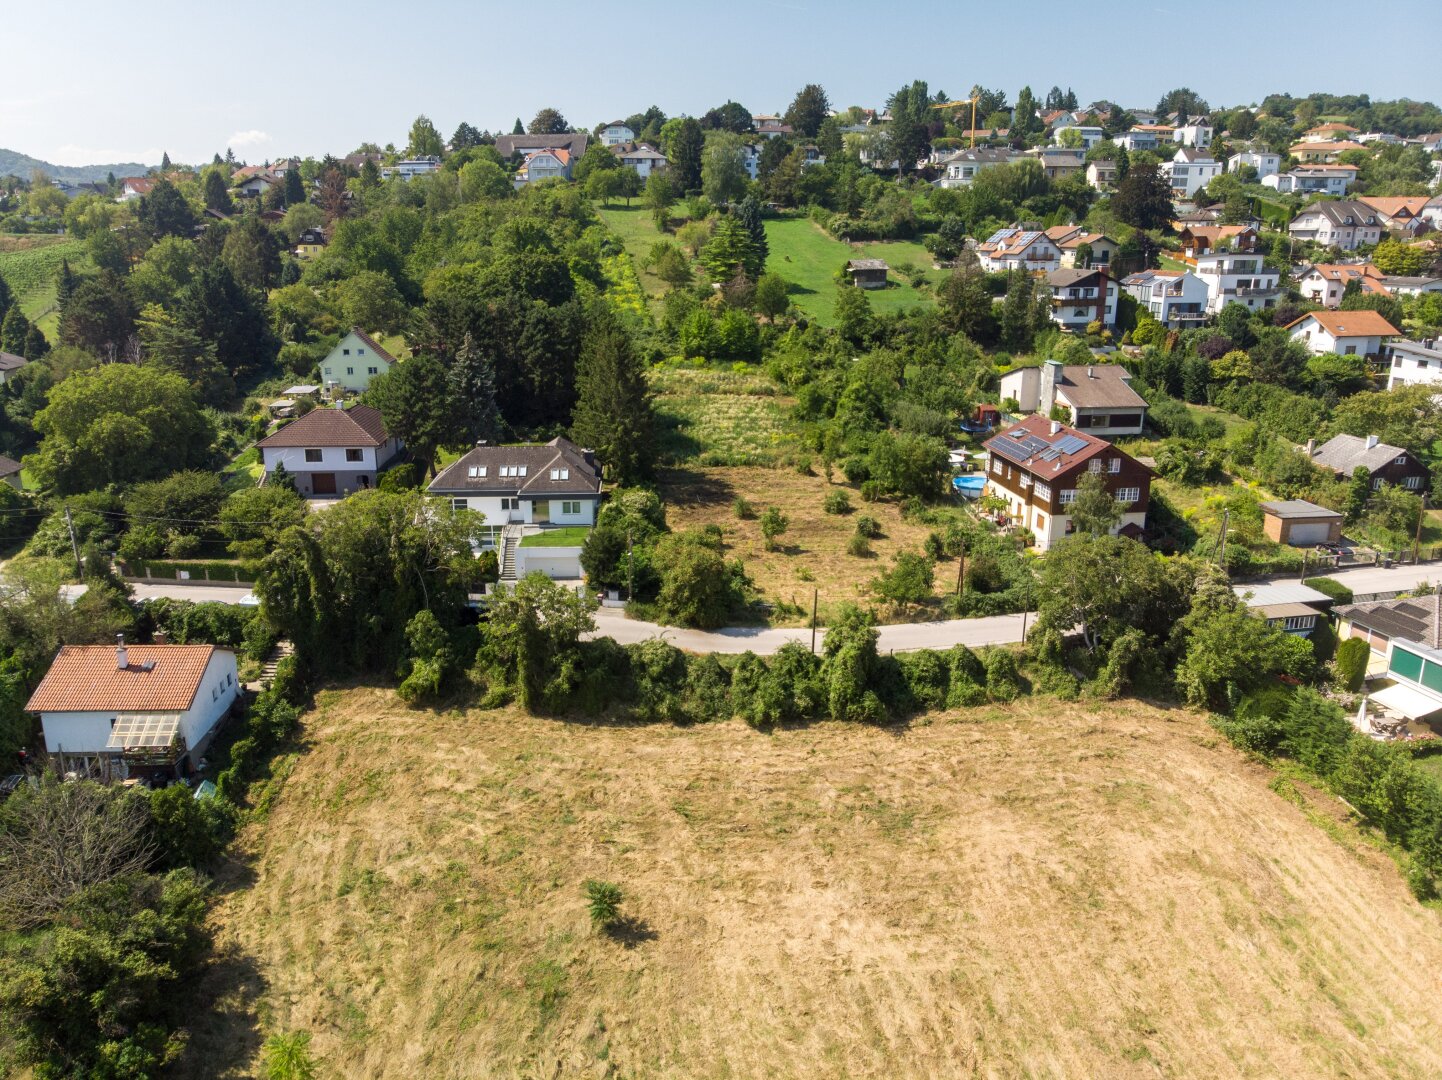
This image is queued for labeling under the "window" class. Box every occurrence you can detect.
[562,501,580,515]
[227,673,233,686]
[500,498,519,511]
[1395,454,1408,464]
[212,686,218,701]
[1034,481,1051,501]
[342,348,351,355]
[368,366,378,375]
[346,366,354,375]
[1406,476,1422,490]
[1344,345,1357,356]
[1284,615,1316,631]
[518,466,527,476]
[1088,460,1103,473]
[1060,489,1077,505]
[304,448,322,463]
[992,458,1002,475]
[1116,487,1141,504]
[549,468,569,480]
[1373,477,1384,490]
[1108,458,1121,474]
[323,367,332,376]
[451,498,468,511]
[345,448,364,462]
[357,348,366,356]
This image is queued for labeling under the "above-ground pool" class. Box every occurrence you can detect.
[952,475,986,498]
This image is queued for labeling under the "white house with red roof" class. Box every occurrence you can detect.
[320,328,398,395]
[515,148,573,185]
[976,227,1063,273]
[27,639,239,779]
[1286,310,1401,357]
[256,403,403,497]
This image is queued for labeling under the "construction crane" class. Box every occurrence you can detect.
[931,96,981,147]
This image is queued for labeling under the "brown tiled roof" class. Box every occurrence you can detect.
[1051,363,1148,410]
[257,403,389,448]
[26,644,216,713]
[1286,310,1401,337]
[429,437,601,496]
[1358,196,1429,219]
[985,416,1115,478]
[1301,263,1382,283]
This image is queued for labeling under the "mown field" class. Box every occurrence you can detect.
[0,235,87,341]
[650,364,796,467]
[188,688,1442,1079]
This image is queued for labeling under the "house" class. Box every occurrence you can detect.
[846,259,889,289]
[257,402,402,498]
[1288,200,1384,250]
[1173,122,1214,149]
[320,328,397,395]
[935,147,1025,188]
[1356,132,1404,146]
[997,359,1146,437]
[117,176,155,202]
[1122,269,1210,327]
[1335,601,1442,726]
[1054,125,1104,149]
[1085,160,1119,190]
[1296,263,1384,307]
[1044,268,1119,330]
[1178,224,1257,259]
[0,350,27,385]
[1193,250,1281,314]
[610,142,667,180]
[515,148,572,185]
[1260,500,1343,546]
[1119,124,1174,151]
[1163,147,1221,198]
[1045,226,1118,268]
[294,227,327,259]
[1228,150,1281,179]
[233,170,278,198]
[493,133,590,162]
[0,454,21,489]
[26,639,239,780]
[1264,165,1360,196]
[1027,147,1086,181]
[599,121,636,147]
[1384,338,1442,391]
[1233,581,1336,638]
[975,227,1064,273]
[755,119,794,139]
[1301,123,1359,143]
[427,438,602,578]
[1307,433,1428,492]
[1289,140,1369,163]
[1358,196,1433,237]
[1380,276,1442,298]
[1286,309,1400,357]
[982,415,1151,551]
[1408,134,1442,153]
[1424,196,1442,231]
[381,157,441,181]
[1336,592,1442,658]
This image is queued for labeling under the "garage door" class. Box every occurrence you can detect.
[1287,522,1332,545]
[519,555,581,580]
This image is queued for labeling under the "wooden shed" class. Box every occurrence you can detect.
[846,258,890,289]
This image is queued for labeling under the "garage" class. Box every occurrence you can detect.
[518,553,581,579]
[1287,521,1334,545]
[1260,499,1343,546]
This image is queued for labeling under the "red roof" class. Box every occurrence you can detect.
[26,644,217,713]
[257,403,389,448]
[1285,310,1401,338]
[984,415,1113,478]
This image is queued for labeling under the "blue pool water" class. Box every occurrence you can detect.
[952,475,986,497]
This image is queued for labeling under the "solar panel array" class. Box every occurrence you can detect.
[1354,601,1431,642]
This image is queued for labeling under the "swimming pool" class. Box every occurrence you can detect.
[952,475,987,498]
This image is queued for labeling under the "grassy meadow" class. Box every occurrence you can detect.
[0,235,87,342]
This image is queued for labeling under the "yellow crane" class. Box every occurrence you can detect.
[931,97,981,147]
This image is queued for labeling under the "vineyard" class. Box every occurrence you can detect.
[0,236,87,340]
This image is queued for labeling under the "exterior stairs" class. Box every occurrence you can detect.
[499,524,523,582]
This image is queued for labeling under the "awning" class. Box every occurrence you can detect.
[1368,683,1442,721]
[106,713,181,750]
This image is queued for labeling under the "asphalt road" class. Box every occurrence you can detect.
[127,583,257,605]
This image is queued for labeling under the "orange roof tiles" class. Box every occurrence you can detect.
[26,644,217,713]
[1287,309,1401,337]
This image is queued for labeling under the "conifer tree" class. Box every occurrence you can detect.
[571,312,655,486]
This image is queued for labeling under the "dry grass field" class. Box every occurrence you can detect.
[660,464,960,622]
[187,689,1442,1079]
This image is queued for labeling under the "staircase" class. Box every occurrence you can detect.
[499,525,523,582]
[254,639,294,690]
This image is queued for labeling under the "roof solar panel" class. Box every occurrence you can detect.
[1054,435,1088,454]
[1395,602,1428,618]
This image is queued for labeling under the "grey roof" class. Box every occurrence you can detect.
[941,147,1020,164]
[1336,593,1442,649]
[1309,433,1409,476]
[1232,582,1336,609]
[1173,147,1215,163]
[0,454,20,478]
[1381,276,1442,288]
[1260,499,1342,520]
[847,259,889,271]
[0,352,27,372]
[1292,200,1380,228]
[1051,363,1147,410]
[493,132,590,159]
[428,437,601,497]
[1047,268,1109,287]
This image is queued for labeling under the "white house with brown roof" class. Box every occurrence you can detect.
[1358,196,1433,236]
[1045,268,1118,330]
[1122,269,1210,327]
[976,227,1063,273]
[320,328,397,395]
[997,359,1147,437]
[611,142,667,180]
[257,403,402,497]
[1288,200,1384,250]
[27,639,239,779]
[1264,165,1359,196]
[1046,225,1118,268]
[515,148,573,185]
[1287,309,1401,356]
[1296,263,1385,307]
[599,121,636,146]
[1194,250,1282,314]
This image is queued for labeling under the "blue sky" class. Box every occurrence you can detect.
[4,0,1439,167]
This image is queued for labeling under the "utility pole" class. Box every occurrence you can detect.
[627,529,634,600]
[1414,493,1427,565]
[810,589,818,654]
[1217,508,1230,567]
[63,505,82,578]
[956,543,966,596]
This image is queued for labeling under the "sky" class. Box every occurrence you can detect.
[3,0,1440,168]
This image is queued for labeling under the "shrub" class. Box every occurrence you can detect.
[732,495,754,519]
[794,453,813,475]
[378,462,421,492]
[846,533,871,557]
[841,457,870,484]
[854,515,882,539]
[759,507,789,551]
[584,879,624,929]
[262,1031,318,1080]
[923,531,944,560]
[982,647,1021,702]
[823,490,852,515]
[1334,637,1369,692]
[859,480,883,502]
[1303,577,1353,606]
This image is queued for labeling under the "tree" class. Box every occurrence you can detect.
[512,117,525,135]
[651,534,736,629]
[572,142,620,183]
[999,269,1036,351]
[1012,86,1041,140]
[1174,577,1312,708]
[407,114,445,158]
[283,166,305,207]
[886,80,932,175]
[1034,534,1168,653]
[202,168,233,213]
[1371,237,1431,276]
[571,311,655,486]
[783,83,831,137]
[0,305,31,356]
[136,178,196,239]
[754,272,790,320]
[871,551,935,610]
[1155,88,1209,119]
[701,134,750,204]
[1070,471,1122,536]
[59,270,136,357]
[333,269,408,334]
[220,484,308,559]
[1111,163,1174,230]
[669,117,704,192]
[482,572,596,708]
[262,1032,318,1080]
[759,506,789,551]
[365,352,461,477]
[175,261,277,379]
[30,365,213,493]
[528,108,569,135]
[699,217,757,282]
[137,304,235,404]
[701,101,753,133]
[1344,465,1373,524]
[939,265,998,344]
[450,121,484,150]
[584,880,624,930]
[221,214,283,290]
[644,171,677,228]
[835,282,875,346]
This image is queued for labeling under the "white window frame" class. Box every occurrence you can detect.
[1088,459,1103,473]
[1108,458,1121,474]
[561,501,581,515]
[304,448,323,463]
[1059,489,1077,506]
[1034,482,1051,501]
[1116,486,1141,504]
[451,498,468,511]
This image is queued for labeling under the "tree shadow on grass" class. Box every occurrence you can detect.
[657,466,738,509]
[605,916,659,949]
[173,943,267,1079]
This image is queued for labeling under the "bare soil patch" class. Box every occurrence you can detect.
[190,690,1442,1079]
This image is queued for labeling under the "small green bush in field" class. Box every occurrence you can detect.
[847,533,871,557]
[584,880,624,929]
[732,496,754,519]
[823,490,852,515]
[854,515,882,539]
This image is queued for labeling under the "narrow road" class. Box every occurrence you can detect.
[1247,562,1442,598]
[127,583,257,605]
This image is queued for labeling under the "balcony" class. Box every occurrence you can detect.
[1222,285,1281,297]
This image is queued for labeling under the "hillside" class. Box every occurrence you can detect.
[187,689,1442,1079]
[0,146,147,183]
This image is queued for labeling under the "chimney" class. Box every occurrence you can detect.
[153,630,168,646]
[334,399,345,410]
[1305,438,1316,457]
[1366,434,1380,450]
[116,634,128,671]
[1087,365,1095,379]
[1050,420,1062,435]
[1040,359,1062,417]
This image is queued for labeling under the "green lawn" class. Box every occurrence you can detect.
[1157,254,1190,273]
[596,206,672,309]
[763,218,938,326]
[650,365,796,467]
[520,526,591,547]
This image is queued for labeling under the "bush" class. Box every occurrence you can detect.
[847,533,871,557]
[841,457,870,484]
[759,507,789,551]
[859,480,883,502]
[1334,637,1369,692]
[854,515,882,539]
[378,462,421,492]
[1303,577,1353,606]
[823,490,852,515]
[732,496,754,519]
[583,879,623,929]
[982,647,1021,702]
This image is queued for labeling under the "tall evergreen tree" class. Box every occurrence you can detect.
[0,306,28,355]
[512,117,525,135]
[733,196,768,277]
[22,325,48,360]
[886,80,932,176]
[0,272,12,315]
[670,117,705,193]
[571,312,654,486]
[137,179,196,239]
[1000,270,1035,352]
[1013,87,1041,140]
[202,169,233,214]
[160,151,172,170]
[448,333,501,448]
[783,83,831,137]
[1112,163,1174,231]
[283,167,304,207]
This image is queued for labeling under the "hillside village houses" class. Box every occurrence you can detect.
[599,121,636,146]
[1177,224,1257,259]
[515,148,573,185]
[381,157,442,180]
[1046,225,1117,267]
[983,415,1152,551]
[998,360,1147,437]
[1194,249,1281,314]
[1162,147,1221,197]
[1045,268,1118,330]
[1307,433,1430,492]
[935,147,1025,188]
[1085,159,1119,190]
[1227,149,1281,178]
[320,328,397,396]
[1358,196,1434,236]
[1122,269,1210,327]
[1264,164,1360,195]
[1287,200,1385,250]
[610,142,668,179]
[1386,339,1442,391]
[975,226,1063,272]
[257,403,403,497]
[1286,309,1401,357]
[1297,263,1385,306]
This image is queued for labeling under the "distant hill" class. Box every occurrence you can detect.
[0,148,150,184]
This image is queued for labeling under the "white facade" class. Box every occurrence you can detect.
[1387,340,1442,390]
[1123,271,1210,327]
[1049,278,1118,330]
[1194,251,1281,314]
[1054,125,1104,149]
[1173,123,1213,148]
[1288,204,1382,250]
[516,543,585,580]
[40,651,239,765]
[1288,314,1392,356]
[600,123,636,146]
[983,475,1146,552]
[381,157,442,180]
[260,440,401,497]
[1117,130,1161,152]
[445,493,596,531]
[1164,150,1221,197]
[518,150,571,184]
[1228,151,1280,178]
[1264,168,1357,196]
[615,148,666,180]
[320,330,395,394]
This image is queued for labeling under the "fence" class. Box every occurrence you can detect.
[117,560,255,586]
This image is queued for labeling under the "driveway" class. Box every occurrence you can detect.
[128,583,257,605]
[1251,562,1442,599]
